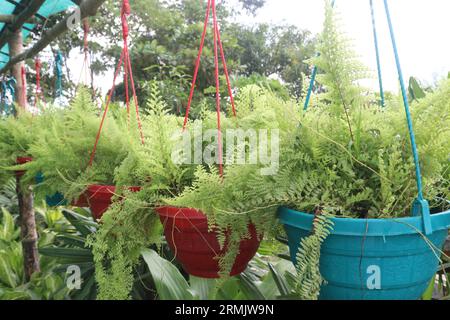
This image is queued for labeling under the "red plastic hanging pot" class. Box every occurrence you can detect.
[71,192,90,208]
[156,206,262,278]
[86,185,141,220]
[15,157,33,178]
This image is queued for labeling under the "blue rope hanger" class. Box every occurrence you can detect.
[55,51,64,98]
[1,77,16,116]
[383,0,431,234]
[370,0,385,107]
[303,0,336,111]
[302,0,432,234]
[304,0,387,110]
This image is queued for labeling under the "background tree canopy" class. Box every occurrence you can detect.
[32,0,316,113]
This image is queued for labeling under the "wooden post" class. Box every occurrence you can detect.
[8,28,27,108]
[16,175,40,281]
[9,29,40,281]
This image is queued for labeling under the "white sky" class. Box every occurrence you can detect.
[233,0,450,92]
[72,0,450,95]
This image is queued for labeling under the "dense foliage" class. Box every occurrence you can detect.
[0,0,448,302]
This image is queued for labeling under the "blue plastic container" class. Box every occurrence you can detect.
[278,207,450,300]
[45,192,68,207]
[35,173,67,207]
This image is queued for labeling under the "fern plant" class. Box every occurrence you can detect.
[89,2,449,299]
[163,0,449,299]
[20,89,136,203]
[0,108,57,187]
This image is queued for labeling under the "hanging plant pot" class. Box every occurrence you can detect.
[86,185,141,220]
[45,192,68,207]
[444,236,450,258]
[156,206,262,279]
[34,173,68,207]
[278,207,450,300]
[71,193,89,208]
[15,157,33,178]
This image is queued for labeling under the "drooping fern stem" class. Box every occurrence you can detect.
[294,212,334,300]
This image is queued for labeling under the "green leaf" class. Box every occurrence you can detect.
[39,247,93,261]
[0,253,20,288]
[268,262,290,296]
[56,234,87,248]
[61,209,96,237]
[237,272,266,300]
[141,248,194,300]
[0,208,18,241]
[190,276,217,300]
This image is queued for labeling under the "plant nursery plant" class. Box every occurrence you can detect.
[87,82,301,299]
[165,1,450,300]
[21,89,138,216]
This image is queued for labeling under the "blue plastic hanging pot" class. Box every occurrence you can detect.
[45,192,68,207]
[35,173,68,207]
[278,207,450,300]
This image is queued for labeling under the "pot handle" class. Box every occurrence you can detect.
[303,0,433,234]
[383,0,432,234]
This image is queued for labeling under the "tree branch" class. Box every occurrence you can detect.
[0,0,46,50]
[0,0,107,74]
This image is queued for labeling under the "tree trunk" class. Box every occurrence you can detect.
[8,28,27,108]
[9,29,39,281]
[16,176,40,281]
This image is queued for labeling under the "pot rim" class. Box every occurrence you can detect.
[278,206,450,237]
[87,184,141,194]
[156,206,207,221]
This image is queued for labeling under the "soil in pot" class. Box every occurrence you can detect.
[156,206,262,279]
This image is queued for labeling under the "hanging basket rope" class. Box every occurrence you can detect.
[182,0,237,177]
[88,0,145,167]
[34,57,46,108]
[302,0,433,233]
[77,18,95,93]
[20,65,27,109]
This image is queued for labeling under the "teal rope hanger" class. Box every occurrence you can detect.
[1,77,16,116]
[304,0,388,110]
[0,80,6,115]
[383,0,431,234]
[370,0,385,107]
[303,0,336,111]
[302,0,432,234]
[55,51,64,98]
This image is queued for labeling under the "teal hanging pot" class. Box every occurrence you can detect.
[35,173,67,207]
[281,0,450,300]
[278,207,450,300]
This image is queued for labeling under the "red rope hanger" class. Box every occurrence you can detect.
[82,18,90,86]
[182,0,237,177]
[77,18,95,92]
[20,65,27,109]
[88,0,145,167]
[34,57,46,108]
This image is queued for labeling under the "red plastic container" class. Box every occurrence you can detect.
[156,206,262,278]
[86,185,141,220]
[71,193,90,207]
[15,157,33,178]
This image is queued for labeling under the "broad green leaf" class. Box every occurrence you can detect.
[61,209,96,237]
[0,208,18,241]
[267,262,290,297]
[190,276,217,300]
[237,272,266,300]
[39,247,93,262]
[141,248,194,300]
[0,253,19,288]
